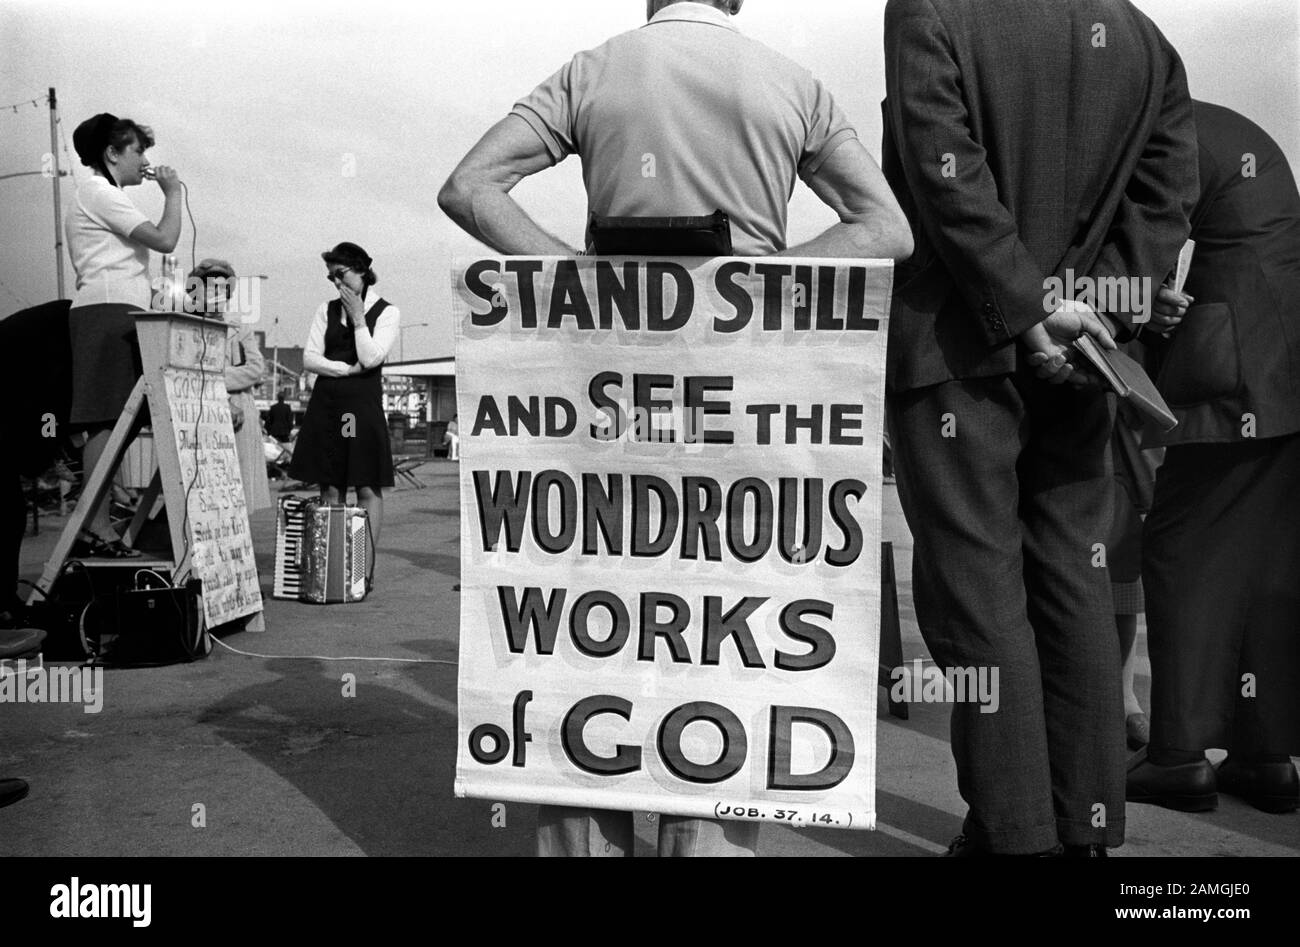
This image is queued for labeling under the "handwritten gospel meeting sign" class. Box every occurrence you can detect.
[159,320,262,628]
[452,256,892,829]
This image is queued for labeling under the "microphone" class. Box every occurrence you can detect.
[142,167,157,180]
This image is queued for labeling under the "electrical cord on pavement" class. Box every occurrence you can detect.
[208,634,458,666]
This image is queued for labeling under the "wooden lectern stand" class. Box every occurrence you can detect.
[30,311,265,634]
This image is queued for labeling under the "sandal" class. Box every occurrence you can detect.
[72,531,142,559]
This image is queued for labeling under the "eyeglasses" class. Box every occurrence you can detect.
[326,268,352,283]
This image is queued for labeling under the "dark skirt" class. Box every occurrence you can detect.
[68,303,145,426]
[289,376,394,489]
[1108,478,1144,584]
[1142,432,1300,755]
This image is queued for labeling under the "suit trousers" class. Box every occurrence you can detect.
[536,805,759,857]
[887,371,1125,852]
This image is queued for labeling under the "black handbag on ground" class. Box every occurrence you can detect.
[109,576,206,667]
[25,567,206,666]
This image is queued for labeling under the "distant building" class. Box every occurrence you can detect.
[258,345,306,402]
[382,357,456,418]
[382,357,457,455]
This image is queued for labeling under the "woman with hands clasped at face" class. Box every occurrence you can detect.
[289,242,399,555]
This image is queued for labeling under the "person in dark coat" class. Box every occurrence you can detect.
[0,300,72,623]
[881,0,1199,854]
[267,391,294,444]
[1128,101,1300,815]
[0,298,74,812]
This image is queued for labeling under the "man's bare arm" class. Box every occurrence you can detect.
[778,139,914,260]
[438,117,576,255]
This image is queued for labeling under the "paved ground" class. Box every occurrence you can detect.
[3,463,1297,856]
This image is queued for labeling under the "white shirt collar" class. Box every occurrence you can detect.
[647,2,738,32]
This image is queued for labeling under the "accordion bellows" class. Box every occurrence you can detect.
[274,496,372,604]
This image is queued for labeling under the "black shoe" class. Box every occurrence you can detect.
[1126,753,1217,812]
[942,833,982,857]
[72,532,142,559]
[942,833,1062,857]
[0,778,29,809]
[0,605,33,630]
[1063,844,1109,857]
[1216,757,1299,814]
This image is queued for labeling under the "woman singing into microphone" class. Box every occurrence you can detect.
[290,242,398,558]
[66,113,182,557]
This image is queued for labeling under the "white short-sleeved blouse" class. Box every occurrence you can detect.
[65,176,152,309]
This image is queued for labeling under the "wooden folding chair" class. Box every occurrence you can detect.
[392,456,428,489]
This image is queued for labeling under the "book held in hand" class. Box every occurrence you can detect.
[1072,335,1178,432]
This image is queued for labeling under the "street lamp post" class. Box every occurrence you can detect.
[399,322,431,362]
[245,274,273,397]
[49,88,65,300]
[0,89,69,302]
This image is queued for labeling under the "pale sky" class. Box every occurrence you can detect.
[2,0,1297,358]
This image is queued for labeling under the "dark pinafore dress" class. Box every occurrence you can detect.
[290,297,395,489]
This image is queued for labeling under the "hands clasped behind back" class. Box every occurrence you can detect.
[1022,300,1116,386]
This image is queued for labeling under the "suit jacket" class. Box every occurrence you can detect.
[881,0,1199,391]
[1144,101,1300,446]
[0,299,72,477]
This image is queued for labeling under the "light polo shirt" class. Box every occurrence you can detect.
[510,1,858,255]
[65,175,152,309]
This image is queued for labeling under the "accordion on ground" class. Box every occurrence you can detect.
[274,496,373,604]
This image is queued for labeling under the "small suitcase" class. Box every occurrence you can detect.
[297,500,373,604]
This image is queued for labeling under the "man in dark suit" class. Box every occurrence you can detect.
[267,391,294,444]
[1129,101,1300,814]
[882,0,1198,854]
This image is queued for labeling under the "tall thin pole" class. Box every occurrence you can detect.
[246,275,274,398]
[48,87,66,300]
[272,314,280,399]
